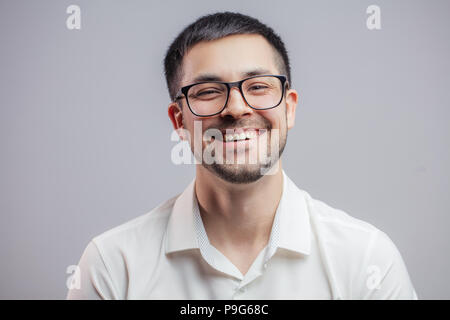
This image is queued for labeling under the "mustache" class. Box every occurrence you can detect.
[206,118,272,132]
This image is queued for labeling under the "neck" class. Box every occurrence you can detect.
[195,161,284,249]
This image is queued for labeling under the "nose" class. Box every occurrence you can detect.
[219,87,253,119]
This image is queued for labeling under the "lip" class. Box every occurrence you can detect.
[219,127,266,136]
[219,128,267,143]
[212,128,267,149]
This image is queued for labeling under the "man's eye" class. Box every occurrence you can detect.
[249,85,269,91]
[193,90,223,98]
[198,90,220,95]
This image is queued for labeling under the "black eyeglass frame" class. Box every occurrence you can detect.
[174,74,289,117]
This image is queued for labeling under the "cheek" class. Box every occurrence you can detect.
[182,110,200,132]
[184,118,216,145]
[179,112,196,142]
[257,108,286,129]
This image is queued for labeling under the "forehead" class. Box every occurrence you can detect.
[181,34,279,85]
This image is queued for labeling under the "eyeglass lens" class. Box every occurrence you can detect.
[187,76,283,116]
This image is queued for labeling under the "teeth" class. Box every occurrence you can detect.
[246,131,256,139]
[225,134,234,142]
[223,130,259,142]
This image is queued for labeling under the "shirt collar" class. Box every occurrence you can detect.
[164,178,198,253]
[274,171,311,256]
[165,170,311,256]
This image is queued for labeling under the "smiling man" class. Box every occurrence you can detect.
[67,12,418,299]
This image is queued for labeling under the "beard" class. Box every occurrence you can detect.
[203,132,287,184]
[188,114,288,184]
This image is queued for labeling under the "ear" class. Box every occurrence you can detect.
[168,102,186,140]
[285,88,299,130]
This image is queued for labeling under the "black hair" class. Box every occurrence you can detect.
[163,11,291,101]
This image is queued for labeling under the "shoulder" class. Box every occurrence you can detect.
[284,173,382,261]
[304,191,381,243]
[304,192,406,265]
[302,192,416,299]
[302,192,383,282]
[67,194,180,299]
[92,194,179,254]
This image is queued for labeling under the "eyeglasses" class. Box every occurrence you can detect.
[175,75,288,117]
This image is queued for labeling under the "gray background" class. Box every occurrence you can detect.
[1,0,449,299]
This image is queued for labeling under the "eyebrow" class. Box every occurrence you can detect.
[190,68,273,83]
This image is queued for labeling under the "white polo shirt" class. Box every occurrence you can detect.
[66,171,418,299]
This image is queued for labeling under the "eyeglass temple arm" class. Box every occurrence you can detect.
[174,91,184,101]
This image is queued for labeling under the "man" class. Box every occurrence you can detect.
[67,12,417,299]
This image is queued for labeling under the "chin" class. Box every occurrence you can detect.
[204,162,274,184]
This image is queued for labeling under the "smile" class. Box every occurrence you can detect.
[223,130,258,142]
[218,128,265,143]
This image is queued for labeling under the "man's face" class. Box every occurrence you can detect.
[168,34,298,183]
